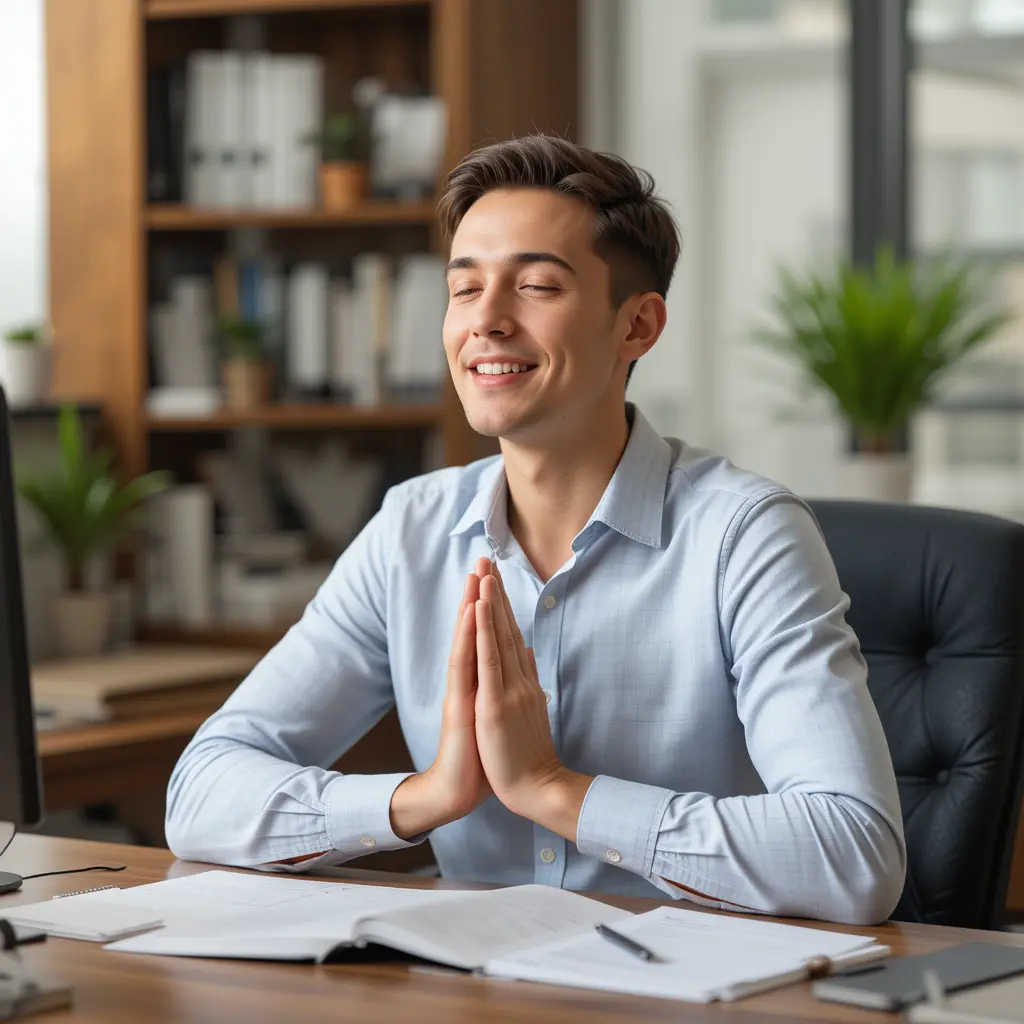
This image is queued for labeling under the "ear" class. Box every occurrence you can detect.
[618,292,667,365]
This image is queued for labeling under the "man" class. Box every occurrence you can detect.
[166,135,906,925]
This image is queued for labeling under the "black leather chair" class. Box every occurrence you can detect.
[808,501,1024,929]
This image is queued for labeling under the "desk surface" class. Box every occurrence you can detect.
[3,835,1024,1023]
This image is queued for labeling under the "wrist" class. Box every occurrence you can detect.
[509,765,595,844]
[389,770,462,839]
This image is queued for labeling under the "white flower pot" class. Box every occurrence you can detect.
[53,590,113,658]
[0,341,51,408]
[837,453,913,503]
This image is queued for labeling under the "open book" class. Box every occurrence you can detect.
[104,875,629,970]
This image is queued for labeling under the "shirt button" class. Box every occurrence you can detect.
[543,595,557,609]
[605,849,622,865]
[539,847,556,864]
[543,690,552,705]
[359,836,376,849]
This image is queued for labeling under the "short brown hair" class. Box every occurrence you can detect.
[438,135,681,384]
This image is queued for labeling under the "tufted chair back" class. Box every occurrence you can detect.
[808,500,1024,929]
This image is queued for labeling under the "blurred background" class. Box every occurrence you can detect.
[1,0,1023,905]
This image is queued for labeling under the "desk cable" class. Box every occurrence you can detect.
[0,829,125,886]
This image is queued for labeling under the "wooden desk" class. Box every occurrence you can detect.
[1,835,1023,1023]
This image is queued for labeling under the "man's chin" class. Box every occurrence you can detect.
[464,405,532,440]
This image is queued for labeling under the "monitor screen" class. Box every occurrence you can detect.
[0,387,42,828]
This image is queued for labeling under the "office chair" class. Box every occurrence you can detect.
[808,500,1024,930]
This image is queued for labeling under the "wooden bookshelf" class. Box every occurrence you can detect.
[47,0,578,648]
[145,401,443,431]
[145,201,436,230]
[145,0,421,19]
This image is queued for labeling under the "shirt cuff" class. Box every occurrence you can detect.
[576,775,673,879]
[323,772,427,858]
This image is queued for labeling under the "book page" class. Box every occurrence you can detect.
[105,873,452,959]
[485,905,882,1003]
[356,884,633,971]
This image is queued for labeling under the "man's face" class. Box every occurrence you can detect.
[443,188,630,442]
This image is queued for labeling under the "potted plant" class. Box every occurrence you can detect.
[757,246,1012,502]
[0,322,52,408]
[18,405,170,656]
[217,315,270,411]
[308,112,370,210]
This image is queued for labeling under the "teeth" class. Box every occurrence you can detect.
[476,362,531,375]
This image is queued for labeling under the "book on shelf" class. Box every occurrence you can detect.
[147,247,448,415]
[147,66,185,202]
[390,253,448,398]
[287,263,330,396]
[155,49,447,212]
[180,49,324,210]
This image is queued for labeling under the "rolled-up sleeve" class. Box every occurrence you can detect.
[575,494,907,925]
[165,488,426,869]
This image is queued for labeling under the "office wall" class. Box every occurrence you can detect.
[706,68,847,495]
[0,0,47,332]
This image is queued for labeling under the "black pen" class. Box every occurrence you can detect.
[595,923,663,963]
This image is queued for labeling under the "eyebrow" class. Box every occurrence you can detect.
[445,252,576,276]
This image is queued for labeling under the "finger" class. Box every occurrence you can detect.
[526,647,538,679]
[474,556,492,582]
[490,562,532,679]
[481,573,522,686]
[451,574,474,644]
[475,597,504,699]
[447,603,477,700]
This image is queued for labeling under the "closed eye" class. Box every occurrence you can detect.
[521,284,560,293]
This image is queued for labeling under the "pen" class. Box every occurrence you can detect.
[595,923,663,963]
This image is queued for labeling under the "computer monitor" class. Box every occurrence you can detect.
[0,386,43,894]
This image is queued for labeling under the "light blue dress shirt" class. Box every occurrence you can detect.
[166,406,906,924]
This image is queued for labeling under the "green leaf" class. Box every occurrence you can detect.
[17,407,172,582]
[753,245,1013,447]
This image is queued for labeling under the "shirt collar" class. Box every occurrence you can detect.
[588,405,671,548]
[447,404,672,550]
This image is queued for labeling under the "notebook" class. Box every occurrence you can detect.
[1,889,162,942]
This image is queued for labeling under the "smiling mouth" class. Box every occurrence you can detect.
[470,361,538,376]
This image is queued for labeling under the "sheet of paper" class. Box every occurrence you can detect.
[358,884,634,970]
[485,905,882,1003]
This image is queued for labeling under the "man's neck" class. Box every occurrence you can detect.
[501,404,632,583]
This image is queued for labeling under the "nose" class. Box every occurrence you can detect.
[471,286,515,340]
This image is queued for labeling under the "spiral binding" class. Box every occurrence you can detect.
[51,884,119,900]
